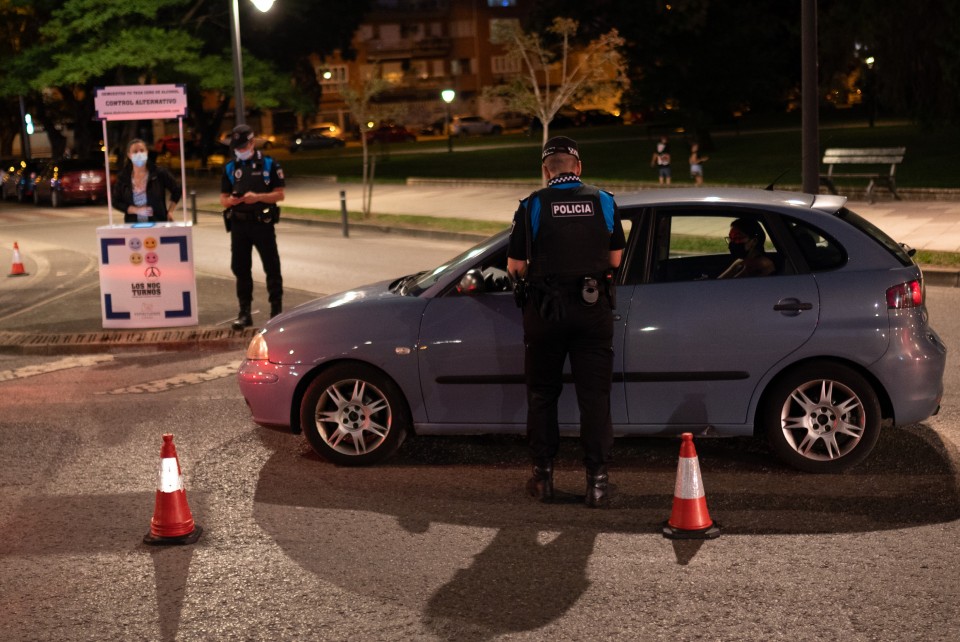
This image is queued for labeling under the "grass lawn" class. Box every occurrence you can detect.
[278,119,960,189]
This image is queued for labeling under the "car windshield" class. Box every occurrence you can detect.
[403,230,509,296]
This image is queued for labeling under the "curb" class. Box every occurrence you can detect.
[0,326,259,356]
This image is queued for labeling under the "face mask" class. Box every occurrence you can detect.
[131,151,148,167]
[235,148,254,161]
[728,241,748,259]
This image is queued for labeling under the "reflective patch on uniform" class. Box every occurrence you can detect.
[551,201,594,217]
[277,168,284,180]
[233,168,243,181]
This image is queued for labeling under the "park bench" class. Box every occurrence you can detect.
[819,147,906,203]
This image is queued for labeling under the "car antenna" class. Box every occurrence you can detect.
[764,134,838,191]
[763,169,791,191]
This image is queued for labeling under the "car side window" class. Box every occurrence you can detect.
[650,213,782,283]
[784,218,846,271]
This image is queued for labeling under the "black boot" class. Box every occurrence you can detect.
[525,464,554,503]
[231,306,253,331]
[270,302,282,318]
[585,471,610,508]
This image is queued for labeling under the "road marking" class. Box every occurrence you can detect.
[102,360,243,395]
[0,354,114,382]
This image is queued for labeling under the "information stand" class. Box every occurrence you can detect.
[96,223,198,328]
[94,84,198,329]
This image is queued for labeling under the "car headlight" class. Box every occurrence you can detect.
[245,333,269,360]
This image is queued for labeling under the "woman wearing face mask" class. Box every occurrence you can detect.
[112,138,181,223]
[717,217,776,279]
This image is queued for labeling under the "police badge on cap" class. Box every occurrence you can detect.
[541,136,580,161]
[230,124,255,149]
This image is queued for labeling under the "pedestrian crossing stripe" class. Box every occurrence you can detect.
[102,360,243,394]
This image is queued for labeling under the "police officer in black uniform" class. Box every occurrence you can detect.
[507,136,625,508]
[220,124,285,330]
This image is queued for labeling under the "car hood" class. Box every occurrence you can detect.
[260,278,430,366]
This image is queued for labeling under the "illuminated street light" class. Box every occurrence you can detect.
[230,0,275,127]
[441,89,456,153]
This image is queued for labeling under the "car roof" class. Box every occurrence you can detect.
[613,187,846,215]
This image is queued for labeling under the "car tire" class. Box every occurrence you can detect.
[762,361,882,473]
[491,125,503,135]
[300,363,410,466]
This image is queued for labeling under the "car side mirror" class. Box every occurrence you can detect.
[457,269,484,295]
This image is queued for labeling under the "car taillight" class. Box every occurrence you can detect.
[60,175,74,187]
[886,279,923,309]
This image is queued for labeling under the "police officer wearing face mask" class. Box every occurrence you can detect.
[113,138,181,223]
[220,124,286,330]
[507,136,626,508]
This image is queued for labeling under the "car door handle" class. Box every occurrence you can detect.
[773,300,813,312]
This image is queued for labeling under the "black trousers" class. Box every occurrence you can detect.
[230,219,283,308]
[522,292,614,474]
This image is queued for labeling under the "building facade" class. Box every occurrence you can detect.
[311,0,531,133]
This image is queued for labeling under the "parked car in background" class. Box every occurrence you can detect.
[289,128,347,152]
[237,188,946,473]
[575,109,623,126]
[492,111,531,130]
[364,124,417,144]
[1,159,46,203]
[32,159,108,207]
[526,109,579,133]
[308,122,345,139]
[217,132,279,149]
[450,115,502,136]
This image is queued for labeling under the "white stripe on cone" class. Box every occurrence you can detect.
[674,456,705,499]
[158,457,183,493]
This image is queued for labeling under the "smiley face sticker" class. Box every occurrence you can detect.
[143,237,158,250]
[129,252,143,265]
[145,252,158,265]
[128,237,142,251]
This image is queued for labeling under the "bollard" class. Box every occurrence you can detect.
[190,190,197,225]
[340,190,349,238]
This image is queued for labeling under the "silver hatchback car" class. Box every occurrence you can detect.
[239,188,946,473]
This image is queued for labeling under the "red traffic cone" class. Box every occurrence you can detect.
[143,434,202,545]
[8,242,28,277]
[663,433,720,539]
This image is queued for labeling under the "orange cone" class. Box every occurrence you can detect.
[143,434,202,545]
[8,242,28,277]
[663,433,721,539]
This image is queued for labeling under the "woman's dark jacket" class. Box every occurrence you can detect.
[112,163,182,223]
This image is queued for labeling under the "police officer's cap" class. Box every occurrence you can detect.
[542,136,580,161]
[230,124,255,149]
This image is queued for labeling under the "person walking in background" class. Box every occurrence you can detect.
[220,124,286,330]
[650,135,672,184]
[689,142,709,186]
[507,136,626,509]
[113,138,181,223]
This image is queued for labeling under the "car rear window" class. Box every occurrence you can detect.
[837,207,914,267]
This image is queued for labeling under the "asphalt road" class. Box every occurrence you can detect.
[0,204,957,639]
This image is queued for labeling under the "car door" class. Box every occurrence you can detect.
[416,248,632,427]
[622,209,820,427]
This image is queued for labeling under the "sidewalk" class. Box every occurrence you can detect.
[2,179,959,354]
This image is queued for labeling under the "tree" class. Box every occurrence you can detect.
[487,16,627,171]
[336,66,397,219]
[0,0,369,158]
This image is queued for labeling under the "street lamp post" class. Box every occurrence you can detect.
[441,89,456,153]
[230,0,275,127]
